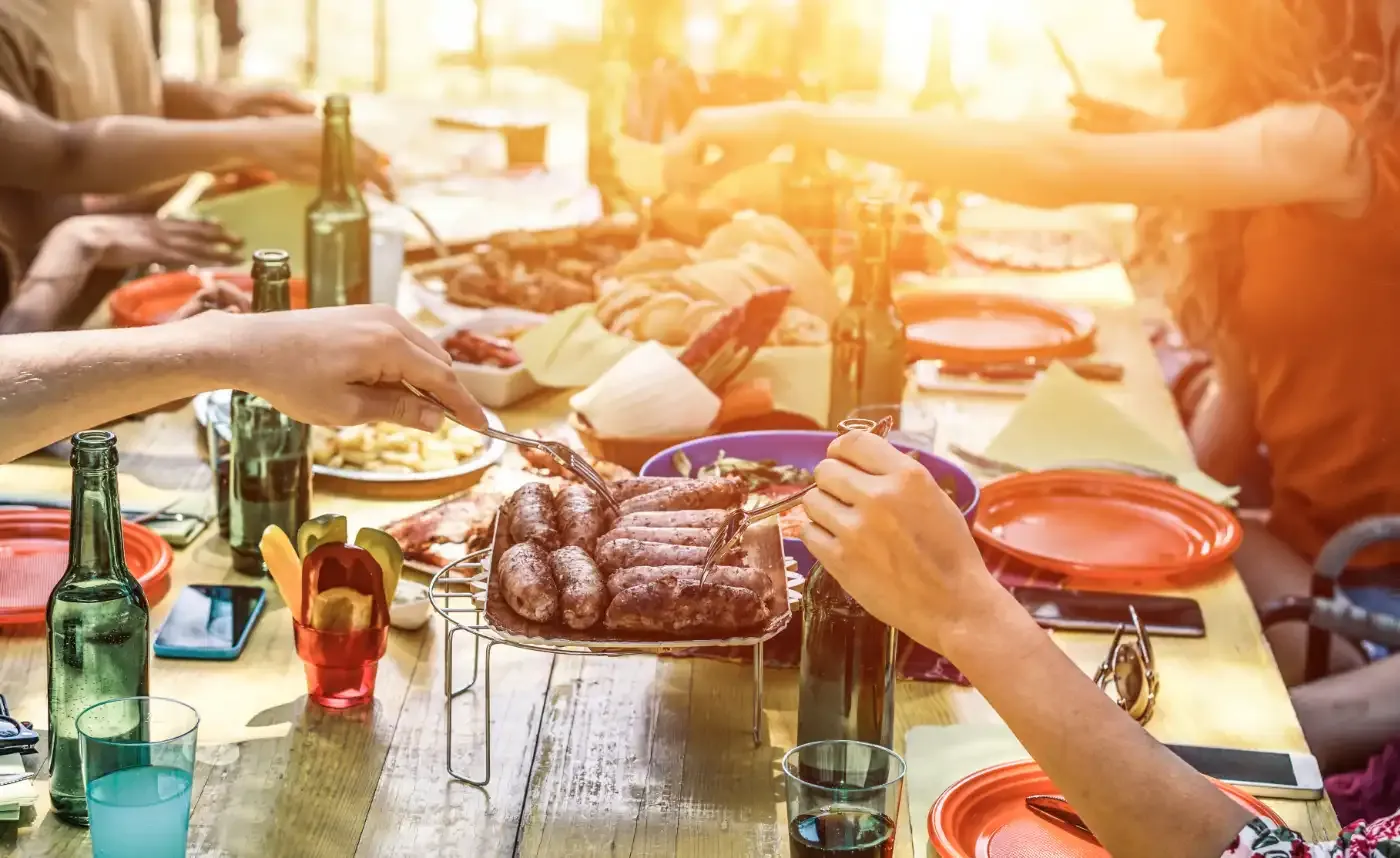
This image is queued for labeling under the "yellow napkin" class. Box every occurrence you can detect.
[612,134,784,214]
[984,362,1238,504]
[194,182,318,277]
[514,304,831,426]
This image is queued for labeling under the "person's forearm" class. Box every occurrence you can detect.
[162,79,232,120]
[0,223,103,335]
[25,118,258,195]
[0,315,237,462]
[788,103,1099,209]
[1292,654,1400,773]
[931,585,1251,858]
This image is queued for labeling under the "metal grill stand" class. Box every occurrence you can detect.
[429,553,788,787]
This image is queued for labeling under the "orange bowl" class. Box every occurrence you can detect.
[109,271,308,327]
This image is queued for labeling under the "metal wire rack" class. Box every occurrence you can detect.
[427,550,801,787]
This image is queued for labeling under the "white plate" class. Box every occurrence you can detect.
[193,391,508,484]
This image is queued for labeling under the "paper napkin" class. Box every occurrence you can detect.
[513,304,831,427]
[0,752,38,820]
[193,182,318,277]
[905,724,1030,858]
[983,362,1237,504]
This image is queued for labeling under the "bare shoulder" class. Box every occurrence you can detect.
[1249,102,1373,215]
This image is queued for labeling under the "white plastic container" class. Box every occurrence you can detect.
[433,308,549,409]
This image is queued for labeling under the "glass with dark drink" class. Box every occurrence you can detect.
[783,740,905,858]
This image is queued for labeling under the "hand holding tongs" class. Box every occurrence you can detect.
[699,416,895,576]
[401,382,621,513]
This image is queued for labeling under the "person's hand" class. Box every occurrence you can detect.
[76,215,244,269]
[219,86,316,118]
[800,432,998,653]
[166,278,252,322]
[1068,95,1162,134]
[662,102,799,194]
[241,115,395,198]
[209,304,487,432]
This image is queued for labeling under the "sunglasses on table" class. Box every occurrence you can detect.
[1092,606,1159,725]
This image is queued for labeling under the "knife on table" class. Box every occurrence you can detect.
[935,358,1125,383]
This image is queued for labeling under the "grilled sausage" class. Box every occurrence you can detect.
[554,484,607,554]
[604,576,767,634]
[611,476,684,502]
[598,526,717,547]
[548,546,607,630]
[508,483,559,549]
[606,565,773,601]
[498,541,558,623]
[617,478,744,516]
[596,538,723,570]
[617,510,729,529]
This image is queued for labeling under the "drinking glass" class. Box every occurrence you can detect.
[77,697,199,858]
[846,402,938,454]
[782,740,906,858]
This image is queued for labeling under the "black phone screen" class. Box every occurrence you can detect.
[1011,587,1206,637]
[1167,745,1298,786]
[155,585,265,652]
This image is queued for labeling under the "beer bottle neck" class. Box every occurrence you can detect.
[320,112,358,199]
[252,273,291,313]
[67,433,126,579]
[850,235,892,306]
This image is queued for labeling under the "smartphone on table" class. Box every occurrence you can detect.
[154,584,267,660]
[1010,586,1207,637]
[1167,743,1325,800]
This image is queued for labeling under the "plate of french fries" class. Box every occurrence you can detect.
[194,390,508,484]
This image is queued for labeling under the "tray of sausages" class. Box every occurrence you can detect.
[475,476,798,648]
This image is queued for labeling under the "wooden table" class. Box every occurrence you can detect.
[1,264,1338,857]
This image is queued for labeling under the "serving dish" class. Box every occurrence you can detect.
[640,430,981,524]
[193,391,507,494]
[432,308,547,408]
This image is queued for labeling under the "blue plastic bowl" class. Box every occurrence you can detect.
[640,430,981,525]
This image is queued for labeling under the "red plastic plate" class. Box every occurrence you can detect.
[973,471,1241,583]
[929,760,1282,858]
[108,271,308,327]
[896,292,1096,364]
[0,510,173,626]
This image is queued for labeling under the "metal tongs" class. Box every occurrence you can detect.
[401,383,621,513]
[1025,795,1098,842]
[699,416,895,575]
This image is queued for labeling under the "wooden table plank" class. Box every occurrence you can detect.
[354,629,556,857]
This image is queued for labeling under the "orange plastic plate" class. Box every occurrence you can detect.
[929,760,1282,858]
[109,271,308,327]
[0,510,173,626]
[973,471,1241,583]
[896,292,1097,364]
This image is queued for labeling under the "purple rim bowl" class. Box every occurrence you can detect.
[639,430,981,527]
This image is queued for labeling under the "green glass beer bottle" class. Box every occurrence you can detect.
[46,431,151,825]
[826,199,909,429]
[306,94,371,307]
[228,250,313,575]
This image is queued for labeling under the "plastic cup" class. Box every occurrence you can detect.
[292,619,389,709]
[77,697,199,858]
[782,740,906,857]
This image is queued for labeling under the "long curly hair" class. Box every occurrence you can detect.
[1168,0,1399,350]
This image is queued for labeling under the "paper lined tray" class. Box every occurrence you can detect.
[474,510,797,650]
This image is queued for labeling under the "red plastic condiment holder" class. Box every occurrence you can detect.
[294,543,390,710]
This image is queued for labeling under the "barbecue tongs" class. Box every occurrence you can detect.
[402,383,621,512]
[698,416,895,575]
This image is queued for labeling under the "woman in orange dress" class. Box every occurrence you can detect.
[663,0,1400,687]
